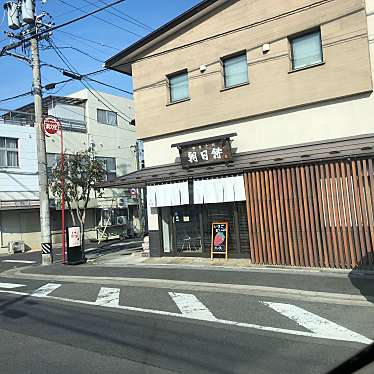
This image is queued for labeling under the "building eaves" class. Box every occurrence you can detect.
[100,134,374,189]
[104,0,220,75]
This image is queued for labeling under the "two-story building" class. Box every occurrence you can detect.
[104,0,374,269]
[1,89,138,251]
[0,119,39,252]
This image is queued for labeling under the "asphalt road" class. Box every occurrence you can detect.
[0,252,373,373]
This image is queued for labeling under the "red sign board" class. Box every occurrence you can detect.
[43,116,61,137]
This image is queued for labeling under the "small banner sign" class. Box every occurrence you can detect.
[211,222,228,260]
[178,138,233,169]
[67,227,81,248]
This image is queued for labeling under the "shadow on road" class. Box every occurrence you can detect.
[348,254,374,304]
[85,239,143,261]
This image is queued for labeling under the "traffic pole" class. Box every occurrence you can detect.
[31,28,53,265]
[60,128,66,263]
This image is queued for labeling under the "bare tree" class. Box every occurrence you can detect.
[49,150,106,248]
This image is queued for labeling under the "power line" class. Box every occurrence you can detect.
[44,40,106,63]
[84,77,132,95]
[1,0,127,55]
[81,0,153,32]
[48,39,133,123]
[0,90,33,103]
[56,30,120,51]
[57,0,144,39]
[98,0,153,31]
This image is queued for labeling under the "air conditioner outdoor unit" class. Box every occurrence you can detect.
[117,197,128,209]
[116,216,127,226]
[8,240,25,254]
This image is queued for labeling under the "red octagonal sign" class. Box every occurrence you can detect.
[43,116,61,137]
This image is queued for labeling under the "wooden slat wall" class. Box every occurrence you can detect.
[244,157,374,268]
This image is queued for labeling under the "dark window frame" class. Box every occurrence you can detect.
[221,50,249,89]
[289,27,324,71]
[167,69,190,104]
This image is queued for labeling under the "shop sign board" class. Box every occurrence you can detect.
[68,226,81,248]
[179,138,233,168]
[211,222,228,260]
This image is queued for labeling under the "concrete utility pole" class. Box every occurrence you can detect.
[31,30,53,265]
[3,0,53,264]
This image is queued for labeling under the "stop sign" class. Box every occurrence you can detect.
[43,116,61,137]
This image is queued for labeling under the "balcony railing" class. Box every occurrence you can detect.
[0,116,87,133]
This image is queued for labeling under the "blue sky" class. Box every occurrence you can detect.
[0,0,201,110]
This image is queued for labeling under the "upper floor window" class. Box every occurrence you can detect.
[168,70,189,103]
[290,29,323,70]
[222,52,249,88]
[0,137,19,167]
[97,109,118,126]
[97,156,117,181]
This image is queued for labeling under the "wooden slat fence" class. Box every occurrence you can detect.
[244,157,374,268]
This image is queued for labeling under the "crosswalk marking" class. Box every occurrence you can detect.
[31,283,61,297]
[2,260,36,264]
[0,282,371,345]
[263,301,372,344]
[169,292,217,321]
[0,282,25,289]
[95,287,120,306]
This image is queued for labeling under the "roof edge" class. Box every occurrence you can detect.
[105,0,220,71]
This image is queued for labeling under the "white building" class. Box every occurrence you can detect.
[0,89,138,252]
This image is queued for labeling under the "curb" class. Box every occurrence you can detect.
[1,266,372,307]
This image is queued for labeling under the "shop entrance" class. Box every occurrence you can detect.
[160,202,249,257]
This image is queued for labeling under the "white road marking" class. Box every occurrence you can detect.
[0,282,25,289]
[263,301,372,345]
[169,292,217,321]
[95,287,120,306]
[31,283,61,297]
[0,287,371,345]
[2,260,36,264]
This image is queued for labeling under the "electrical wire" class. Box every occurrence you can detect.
[57,0,144,39]
[56,30,120,51]
[84,77,132,95]
[0,90,33,103]
[48,39,133,123]
[98,0,153,31]
[44,41,106,63]
[1,0,127,54]
[80,0,153,32]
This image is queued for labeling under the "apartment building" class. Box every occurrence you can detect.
[104,0,374,268]
[0,89,138,251]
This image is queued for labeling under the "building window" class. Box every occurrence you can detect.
[97,109,118,126]
[290,29,323,70]
[0,137,19,167]
[97,157,117,181]
[168,70,189,103]
[222,52,248,88]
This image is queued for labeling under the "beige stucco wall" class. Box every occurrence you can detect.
[142,2,374,167]
[132,0,372,140]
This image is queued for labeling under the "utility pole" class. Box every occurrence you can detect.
[3,0,53,264]
[31,31,52,265]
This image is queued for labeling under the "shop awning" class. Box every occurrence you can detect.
[100,134,374,189]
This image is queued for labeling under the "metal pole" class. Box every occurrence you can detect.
[60,128,65,263]
[31,27,53,264]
